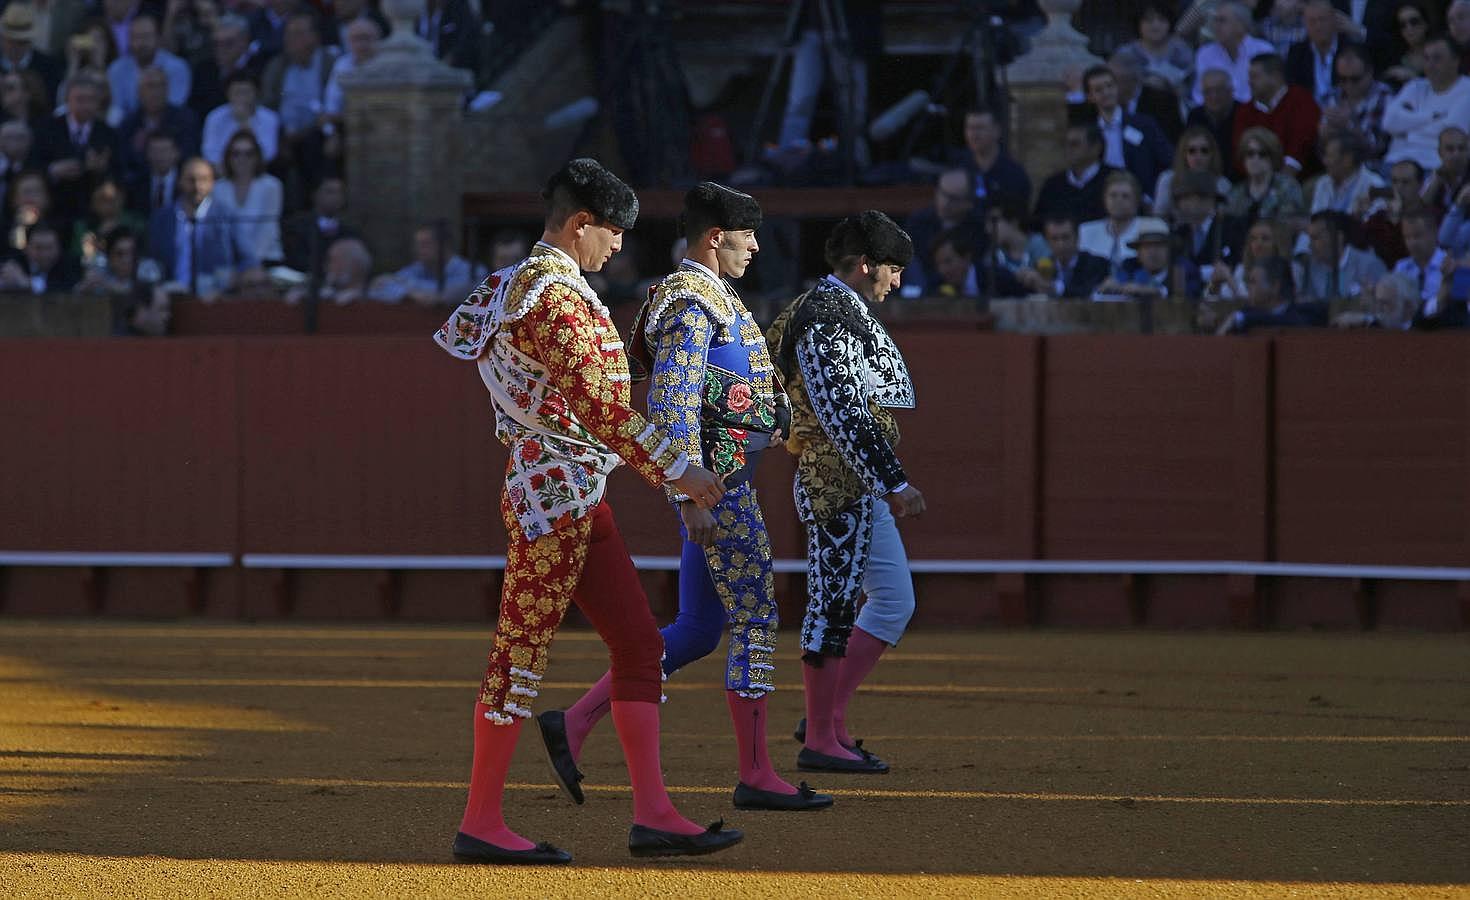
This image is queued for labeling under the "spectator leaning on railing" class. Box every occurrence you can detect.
[367,222,481,306]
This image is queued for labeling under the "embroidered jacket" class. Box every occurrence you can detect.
[640,259,787,503]
[766,275,915,523]
[435,242,688,540]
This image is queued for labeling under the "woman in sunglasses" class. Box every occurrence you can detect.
[1385,1,1433,88]
[1224,127,1306,224]
[1152,126,1233,218]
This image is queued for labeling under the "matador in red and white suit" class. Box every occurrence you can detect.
[434,158,743,865]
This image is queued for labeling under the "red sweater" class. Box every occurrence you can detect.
[1231,86,1321,178]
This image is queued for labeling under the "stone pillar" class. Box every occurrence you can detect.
[340,0,472,270]
[1004,0,1102,204]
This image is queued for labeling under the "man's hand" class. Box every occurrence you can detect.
[1456,183,1470,211]
[885,484,926,519]
[671,465,725,510]
[679,501,718,547]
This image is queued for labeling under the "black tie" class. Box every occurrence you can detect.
[154,178,164,210]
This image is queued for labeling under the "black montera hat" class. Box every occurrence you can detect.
[543,158,639,230]
[683,182,763,232]
[826,209,914,268]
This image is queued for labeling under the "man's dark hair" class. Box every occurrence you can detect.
[1069,121,1104,149]
[1401,209,1440,230]
[101,224,138,252]
[1250,53,1286,79]
[1333,43,1373,78]
[963,107,999,125]
[1082,64,1115,94]
[1424,35,1456,57]
[131,11,161,31]
[988,192,1029,227]
[1391,157,1426,181]
[25,220,59,244]
[931,225,979,260]
[144,129,179,148]
[1323,129,1368,165]
[1310,209,1353,237]
[1041,214,1078,234]
[1134,4,1176,30]
[1249,255,1296,301]
[224,71,260,94]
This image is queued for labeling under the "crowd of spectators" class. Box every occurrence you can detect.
[912,0,1470,332]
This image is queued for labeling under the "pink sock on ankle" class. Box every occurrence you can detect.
[802,657,860,760]
[832,627,888,747]
[564,670,613,760]
[727,691,797,794]
[611,699,703,835]
[458,703,535,851]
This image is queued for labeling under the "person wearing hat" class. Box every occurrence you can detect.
[766,211,925,775]
[1096,216,1200,298]
[434,158,742,864]
[1170,168,1245,281]
[540,182,832,814]
[0,4,63,102]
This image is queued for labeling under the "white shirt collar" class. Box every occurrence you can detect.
[1255,85,1288,113]
[823,273,865,306]
[1098,106,1123,128]
[1067,162,1101,189]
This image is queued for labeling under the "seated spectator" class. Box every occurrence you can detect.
[1225,127,1307,223]
[1232,52,1321,175]
[107,14,190,122]
[213,129,282,265]
[1079,170,1143,275]
[1359,157,1426,263]
[0,119,37,196]
[1414,251,1470,328]
[903,167,985,296]
[417,0,481,75]
[1423,126,1470,214]
[1187,69,1241,173]
[980,194,1050,299]
[1217,255,1327,332]
[1095,217,1188,298]
[489,228,529,270]
[1392,209,1447,303]
[1319,44,1393,161]
[1258,0,1307,56]
[324,0,390,50]
[281,175,359,274]
[1311,130,1386,212]
[1171,169,1246,283]
[261,11,337,193]
[1207,217,1301,299]
[1113,4,1195,96]
[62,21,120,98]
[949,107,1031,204]
[202,73,279,167]
[930,226,980,298]
[5,169,54,250]
[125,129,180,217]
[188,13,260,119]
[163,0,221,68]
[1034,122,1119,224]
[145,155,256,296]
[0,70,49,129]
[1300,209,1386,300]
[1440,182,1470,256]
[77,224,168,335]
[1451,0,1470,71]
[1156,127,1233,220]
[116,66,199,184]
[287,235,372,305]
[37,72,120,222]
[1078,63,1172,203]
[1385,2,1432,87]
[0,4,64,105]
[1106,51,1184,144]
[0,220,80,292]
[1286,0,1357,105]
[1333,272,1420,328]
[323,16,381,122]
[1192,2,1275,105]
[1014,215,1111,300]
[368,223,482,306]
[248,0,296,62]
[72,177,141,264]
[1382,36,1470,172]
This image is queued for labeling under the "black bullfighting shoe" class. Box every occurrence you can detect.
[796,746,889,774]
[452,832,572,865]
[733,780,835,811]
[628,820,745,857]
[536,709,585,805]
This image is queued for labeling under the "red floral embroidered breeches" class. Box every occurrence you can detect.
[478,494,665,723]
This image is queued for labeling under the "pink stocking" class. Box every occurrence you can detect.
[458,703,535,850]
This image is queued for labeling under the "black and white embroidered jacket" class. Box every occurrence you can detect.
[767,275,916,522]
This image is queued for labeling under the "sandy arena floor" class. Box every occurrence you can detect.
[0,621,1467,898]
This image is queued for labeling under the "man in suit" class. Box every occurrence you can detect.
[1218,255,1328,332]
[903,167,987,296]
[0,4,63,104]
[1035,122,1120,224]
[188,14,261,119]
[0,221,81,293]
[1170,169,1246,283]
[117,66,200,186]
[262,11,337,193]
[1188,69,1240,172]
[1286,0,1357,105]
[1014,215,1110,299]
[1107,51,1183,144]
[248,0,299,62]
[145,156,256,296]
[1079,64,1173,207]
[1300,209,1387,300]
[280,175,360,274]
[36,72,120,220]
[417,0,480,76]
[125,130,180,218]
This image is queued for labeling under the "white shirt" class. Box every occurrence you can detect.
[1193,36,1275,104]
[1310,39,1339,105]
[201,104,282,167]
[1098,107,1126,170]
[1383,77,1470,171]
[1067,163,1101,190]
[1078,218,1140,267]
[1394,249,1446,304]
[214,175,284,264]
[1310,165,1386,213]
